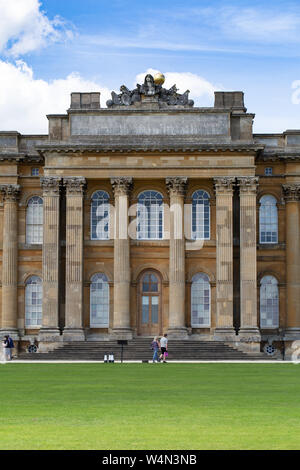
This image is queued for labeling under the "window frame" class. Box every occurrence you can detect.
[137,190,164,241]
[90,190,110,241]
[259,195,278,244]
[26,196,43,245]
[25,275,43,328]
[90,273,110,328]
[191,273,211,328]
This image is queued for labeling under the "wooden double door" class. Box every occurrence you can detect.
[138,271,162,336]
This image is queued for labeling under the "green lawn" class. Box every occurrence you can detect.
[0,363,300,450]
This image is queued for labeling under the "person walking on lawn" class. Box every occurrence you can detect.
[151,336,160,363]
[159,333,168,363]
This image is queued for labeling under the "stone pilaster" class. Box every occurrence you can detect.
[237,177,260,347]
[0,185,20,339]
[213,177,236,340]
[63,177,86,341]
[282,184,300,341]
[166,177,188,338]
[111,177,133,339]
[39,177,62,345]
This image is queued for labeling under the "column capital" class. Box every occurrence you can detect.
[64,177,86,194]
[111,177,133,196]
[213,177,235,194]
[41,176,61,195]
[166,177,188,197]
[282,183,300,202]
[0,184,20,202]
[236,176,259,193]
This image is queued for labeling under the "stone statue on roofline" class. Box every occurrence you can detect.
[106,73,194,108]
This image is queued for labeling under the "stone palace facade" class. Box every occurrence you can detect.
[0,73,299,356]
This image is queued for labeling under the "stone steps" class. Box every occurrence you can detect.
[18,338,276,361]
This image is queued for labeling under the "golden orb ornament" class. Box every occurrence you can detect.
[153,72,165,85]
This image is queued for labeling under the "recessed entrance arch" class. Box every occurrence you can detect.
[138,270,162,336]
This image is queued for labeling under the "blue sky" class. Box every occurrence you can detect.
[0,0,300,133]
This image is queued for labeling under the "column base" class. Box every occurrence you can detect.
[38,328,61,342]
[237,328,261,352]
[111,328,133,340]
[63,328,86,342]
[0,328,20,341]
[214,327,237,342]
[284,328,300,341]
[167,327,188,339]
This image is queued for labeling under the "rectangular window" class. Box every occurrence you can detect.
[31,168,39,176]
[264,167,273,176]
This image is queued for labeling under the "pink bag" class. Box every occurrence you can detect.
[164,352,168,357]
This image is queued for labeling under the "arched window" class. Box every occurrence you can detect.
[25,276,42,327]
[260,275,279,328]
[26,196,43,244]
[191,190,210,240]
[191,273,210,327]
[259,195,278,244]
[137,191,163,240]
[90,273,109,327]
[91,191,110,240]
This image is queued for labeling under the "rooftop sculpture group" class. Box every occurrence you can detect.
[106,73,194,108]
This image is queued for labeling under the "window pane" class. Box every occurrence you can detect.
[259,195,278,244]
[151,296,159,323]
[137,191,163,240]
[91,191,110,240]
[142,296,149,323]
[25,276,42,326]
[260,276,279,328]
[26,197,43,244]
[191,190,210,240]
[191,273,210,327]
[90,273,109,327]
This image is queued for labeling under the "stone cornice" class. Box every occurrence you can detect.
[111,177,133,196]
[0,184,21,202]
[0,153,43,163]
[166,177,188,196]
[282,183,300,202]
[36,140,263,155]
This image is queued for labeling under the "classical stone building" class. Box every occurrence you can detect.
[0,73,299,357]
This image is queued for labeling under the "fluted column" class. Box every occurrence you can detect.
[283,184,300,339]
[237,177,260,343]
[63,177,86,341]
[39,177,62,343]
[213,177,236,340]
[0,185,20,338]
[166,177,187,337]
[111,177,132,339]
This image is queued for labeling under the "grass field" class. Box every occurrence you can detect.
[0,363,300,450]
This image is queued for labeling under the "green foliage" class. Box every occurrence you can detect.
[0,363,299,450]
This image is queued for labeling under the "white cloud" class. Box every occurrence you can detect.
[0,60,110,133]
[0,0,73,56]
[219,7,300,43]
[292,80,300,105]
[135,69,218,106]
